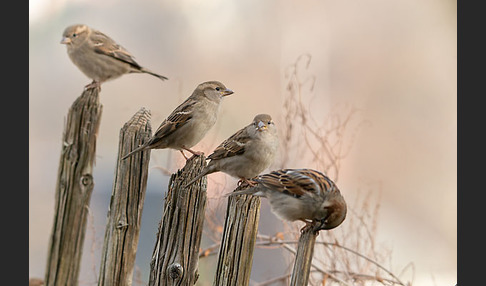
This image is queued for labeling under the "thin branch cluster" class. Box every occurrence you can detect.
[199,54,414,286]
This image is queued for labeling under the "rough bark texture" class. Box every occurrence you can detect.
[98,108,152,286]
[44,87,103,286]
[290,227,318,286]
[213,185,261,286]
[148,155,208,286]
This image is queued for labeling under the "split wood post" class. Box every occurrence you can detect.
[148,155,207,286]
[44,87,103,286]
[213,185,261,286]
[289,227,318,286]
[98,108,152,286]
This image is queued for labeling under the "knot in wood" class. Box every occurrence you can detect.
[80,174,93,188]
[168,263,183,280]
[117,220,129,229]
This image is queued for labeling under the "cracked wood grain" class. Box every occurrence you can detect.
[44,87,103,286]
[148,155,207,286]
[98,107,152,286]
[213,185,261,286]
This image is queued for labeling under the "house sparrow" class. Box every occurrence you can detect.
[122,81,234,160]
[230,168,347,233]
[61,24,168,89]
[185,114,279,187]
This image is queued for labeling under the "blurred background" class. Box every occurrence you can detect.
[29,0,456,285]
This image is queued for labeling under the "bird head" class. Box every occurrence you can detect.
[313,195,347,231]
[252,114,274,132]
[198,81,234,102]
[61,24,89,46]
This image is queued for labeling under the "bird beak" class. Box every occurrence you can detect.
[60,37,71,45]
[256,121,267,132]
[221,89,234,97]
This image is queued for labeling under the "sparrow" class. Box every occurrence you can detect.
[230,168,347,233]
[60,24,168,89]
[185,114,279,187]
[122,81,234,160]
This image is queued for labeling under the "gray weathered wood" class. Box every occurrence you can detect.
[148,155,208,286]
[213,186,261,286]
[98,108,152,286]
[289,227,318,286]
[44,87,103,286]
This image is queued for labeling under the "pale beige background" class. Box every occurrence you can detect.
[30,0,456,285]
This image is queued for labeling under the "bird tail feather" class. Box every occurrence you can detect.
[141,68,168,81]
[184,170,209,188]
[121,145,147,160]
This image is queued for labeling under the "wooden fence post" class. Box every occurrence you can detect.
[44,87,103,286]
[213,186,261,286]
[98,108,152,286]
[148,155,207,286]
[289,228,318,286]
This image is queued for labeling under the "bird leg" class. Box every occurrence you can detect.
[179,150,189,160]
[181,147,204,158]
[84,80,101,91]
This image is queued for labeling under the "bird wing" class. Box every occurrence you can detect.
[149,98,197,142]
[255,169,335,198]
[207,127,250,160]
[90,30,142,69]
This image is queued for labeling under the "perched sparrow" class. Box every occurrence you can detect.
[122,81,234,160]
[230,169,347,232]
[185,114,279,187]
[61,24,168,89]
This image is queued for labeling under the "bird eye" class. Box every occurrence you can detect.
[72,33,77,38]
[215,87,221,91]
[268,121,272,125]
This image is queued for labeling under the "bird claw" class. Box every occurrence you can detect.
[300,223,313,234]
[300,220,321,234]
[181,148,204,160]
[237,178,257,188]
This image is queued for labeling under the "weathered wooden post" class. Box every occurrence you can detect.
[98,108,152,286]
[148,155,207,286]
[213,185,261,286]
[44,87,102,286]
[289,228,318,286]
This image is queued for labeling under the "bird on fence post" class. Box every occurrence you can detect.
[185,114,279,188]
[122,81,234,160]
[229,168,347,233]
[60,24,168,90]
